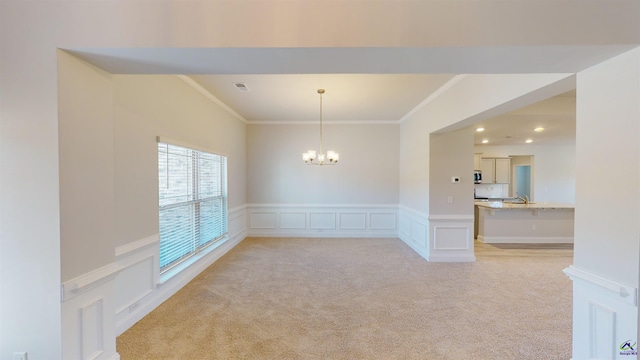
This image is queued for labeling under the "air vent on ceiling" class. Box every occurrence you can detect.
[233,82,250,92]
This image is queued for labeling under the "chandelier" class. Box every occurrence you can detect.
[302,89,339,165]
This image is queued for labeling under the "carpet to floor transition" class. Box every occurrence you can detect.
[117,237,573,360]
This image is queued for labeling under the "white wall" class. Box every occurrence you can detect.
[0,40,63,360]
[248,124,398,205]
[566,47,640,359]
[475,144,576,204]
[430,127,475,216]
[246,124,399,238]
[113,74,247,247]
[58,60,248,279]
[574,49,640,285]
[58,55,248,358]
[426,127,476,262]
[398,74,575,261]
[58,52,118,283]
[399,74,574,214]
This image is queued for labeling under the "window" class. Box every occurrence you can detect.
[158,140,228,273]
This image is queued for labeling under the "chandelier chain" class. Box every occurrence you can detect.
[319,90,323,156]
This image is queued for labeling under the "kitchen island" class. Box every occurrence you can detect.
[475,201,574,244]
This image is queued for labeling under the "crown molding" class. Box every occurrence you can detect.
[399,74,467,124]
[246,120,400,125]
[176,75,248,124]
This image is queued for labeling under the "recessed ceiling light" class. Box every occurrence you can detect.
[482,139,489,144]
[534,127,544,132]
[476,127,485,132]
[525,139,533,143]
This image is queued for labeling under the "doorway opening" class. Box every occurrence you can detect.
[510,155,534,200]
[515,165,531,198]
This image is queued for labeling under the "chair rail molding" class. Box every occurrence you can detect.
[564,265,638,359]
[564,265,638,306]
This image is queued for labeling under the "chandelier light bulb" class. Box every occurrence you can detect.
[327,150,339,163]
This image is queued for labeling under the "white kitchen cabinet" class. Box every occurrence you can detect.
[480,157,510,184]
[494,158,511,183]
[474,154,482,170]
[480,158,495,183]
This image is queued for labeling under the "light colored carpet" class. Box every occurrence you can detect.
[117,237,573,359]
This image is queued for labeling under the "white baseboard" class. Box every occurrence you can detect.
[427,253,476,262]
[399,232,429,259]
[478,235,574,244]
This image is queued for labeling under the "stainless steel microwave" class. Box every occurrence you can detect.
[474,170,482,184]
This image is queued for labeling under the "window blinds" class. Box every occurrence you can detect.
[158,142,228,273]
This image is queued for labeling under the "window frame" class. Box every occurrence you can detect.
[157,137,228,274]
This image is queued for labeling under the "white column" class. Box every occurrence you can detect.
[567,46,640,360]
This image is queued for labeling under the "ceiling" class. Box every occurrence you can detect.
[188,74,459,123]
[70,46,616,147]
[471,90,576,146]
[186,73,576,146]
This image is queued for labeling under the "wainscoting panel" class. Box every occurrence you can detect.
[81,298,105,360]
[370,212,397,230]
[247,204,398,238]
[62,206,249,359]
[339,213,366,230]
[433,226,470,250]
[588,302,616,359]
[62,276,118,360]
[310,212,337,229]
[113,235,158,330]
[114,257,154,314]
[249,211,277,229]
[411,220,427,247]
[564,265,638,359]
[281,212,306,229]
[229,207,247,236]
[399,212,411,241]
[428,215,475,262]
[398,206,429,260]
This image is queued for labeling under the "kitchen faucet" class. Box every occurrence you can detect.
[516,194,529,204]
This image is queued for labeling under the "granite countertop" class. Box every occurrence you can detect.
[474,201,575,210]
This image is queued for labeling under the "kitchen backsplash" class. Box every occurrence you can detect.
[474,183,509,198]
